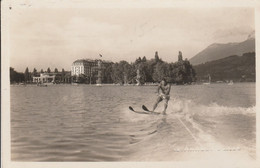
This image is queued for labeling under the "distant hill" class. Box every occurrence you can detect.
[193,52,255,82]
[190,32,255,65]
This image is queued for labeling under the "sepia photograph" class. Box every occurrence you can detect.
[1,0,259,167]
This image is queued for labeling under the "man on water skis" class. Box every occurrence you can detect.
[152,78,171,115]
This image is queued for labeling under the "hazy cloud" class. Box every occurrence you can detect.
[9,7,254,72]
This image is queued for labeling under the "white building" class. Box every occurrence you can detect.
[71,59,98,77]
[32,73,55,84]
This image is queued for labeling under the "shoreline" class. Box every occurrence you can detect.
[10,82,256,87]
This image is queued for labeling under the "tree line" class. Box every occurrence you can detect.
[10,67,71,84]
[10,51,196,85]
[75,51,196,84]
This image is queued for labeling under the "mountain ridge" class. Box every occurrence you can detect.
[189,33,255,65]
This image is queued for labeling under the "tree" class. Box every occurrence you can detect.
[102,63,113,83]
[111,63,123,84]
[155,51,159,62]
[71,75,77,83]
[78,74,87,83]
[168,59,196,84]
[24,67,30,83]
[142,56,147,62]
[10,67,25,83]
[145,59,156,82]
[47,67,51,73]
[135,62,147,84]
[61,68,66,83]
[111,61,134,84]
[40,69,44,73]
[135,57,142,64]
[152,62,169,82]
[178,51,183,61]
[10,67,16,83]
[54,68,58,73]
[32,68,37,77]
[64,72,71,83]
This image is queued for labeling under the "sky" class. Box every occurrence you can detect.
[9,6,254,72]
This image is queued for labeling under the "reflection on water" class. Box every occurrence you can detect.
[11,83,255,161]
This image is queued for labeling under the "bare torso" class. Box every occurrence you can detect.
[159,82,171,96]
[153,81,171,114]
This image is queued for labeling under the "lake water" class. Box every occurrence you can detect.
[11,83,256,162]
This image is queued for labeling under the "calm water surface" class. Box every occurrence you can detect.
[11,83,255,161]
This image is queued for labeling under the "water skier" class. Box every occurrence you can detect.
[152,78,171,115]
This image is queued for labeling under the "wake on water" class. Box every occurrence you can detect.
[122,98,256,164]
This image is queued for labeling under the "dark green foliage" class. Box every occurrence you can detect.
[10,67,72,84]
[155,59,196,84]
[128,52,195,84]
[154,51,161,63]
[111,61,135,84]
[24,67,30,83]
[54,68,59,73]
[142,56,147,62]
[10,67,25,83]
[10,52,196,85]
[102,63,113,84]
[32,68,37,77]
[61,68,66,83]
[47,67,51,73]
[78,74,87,83]
[193,52,255,82]
[152,62,170,82]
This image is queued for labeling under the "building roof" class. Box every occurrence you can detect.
[73,59,95,64]
[72,59,113,65]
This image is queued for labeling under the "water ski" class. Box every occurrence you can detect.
[142,105,150,112]
[142,105,161,115]
[129,106,160,115]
